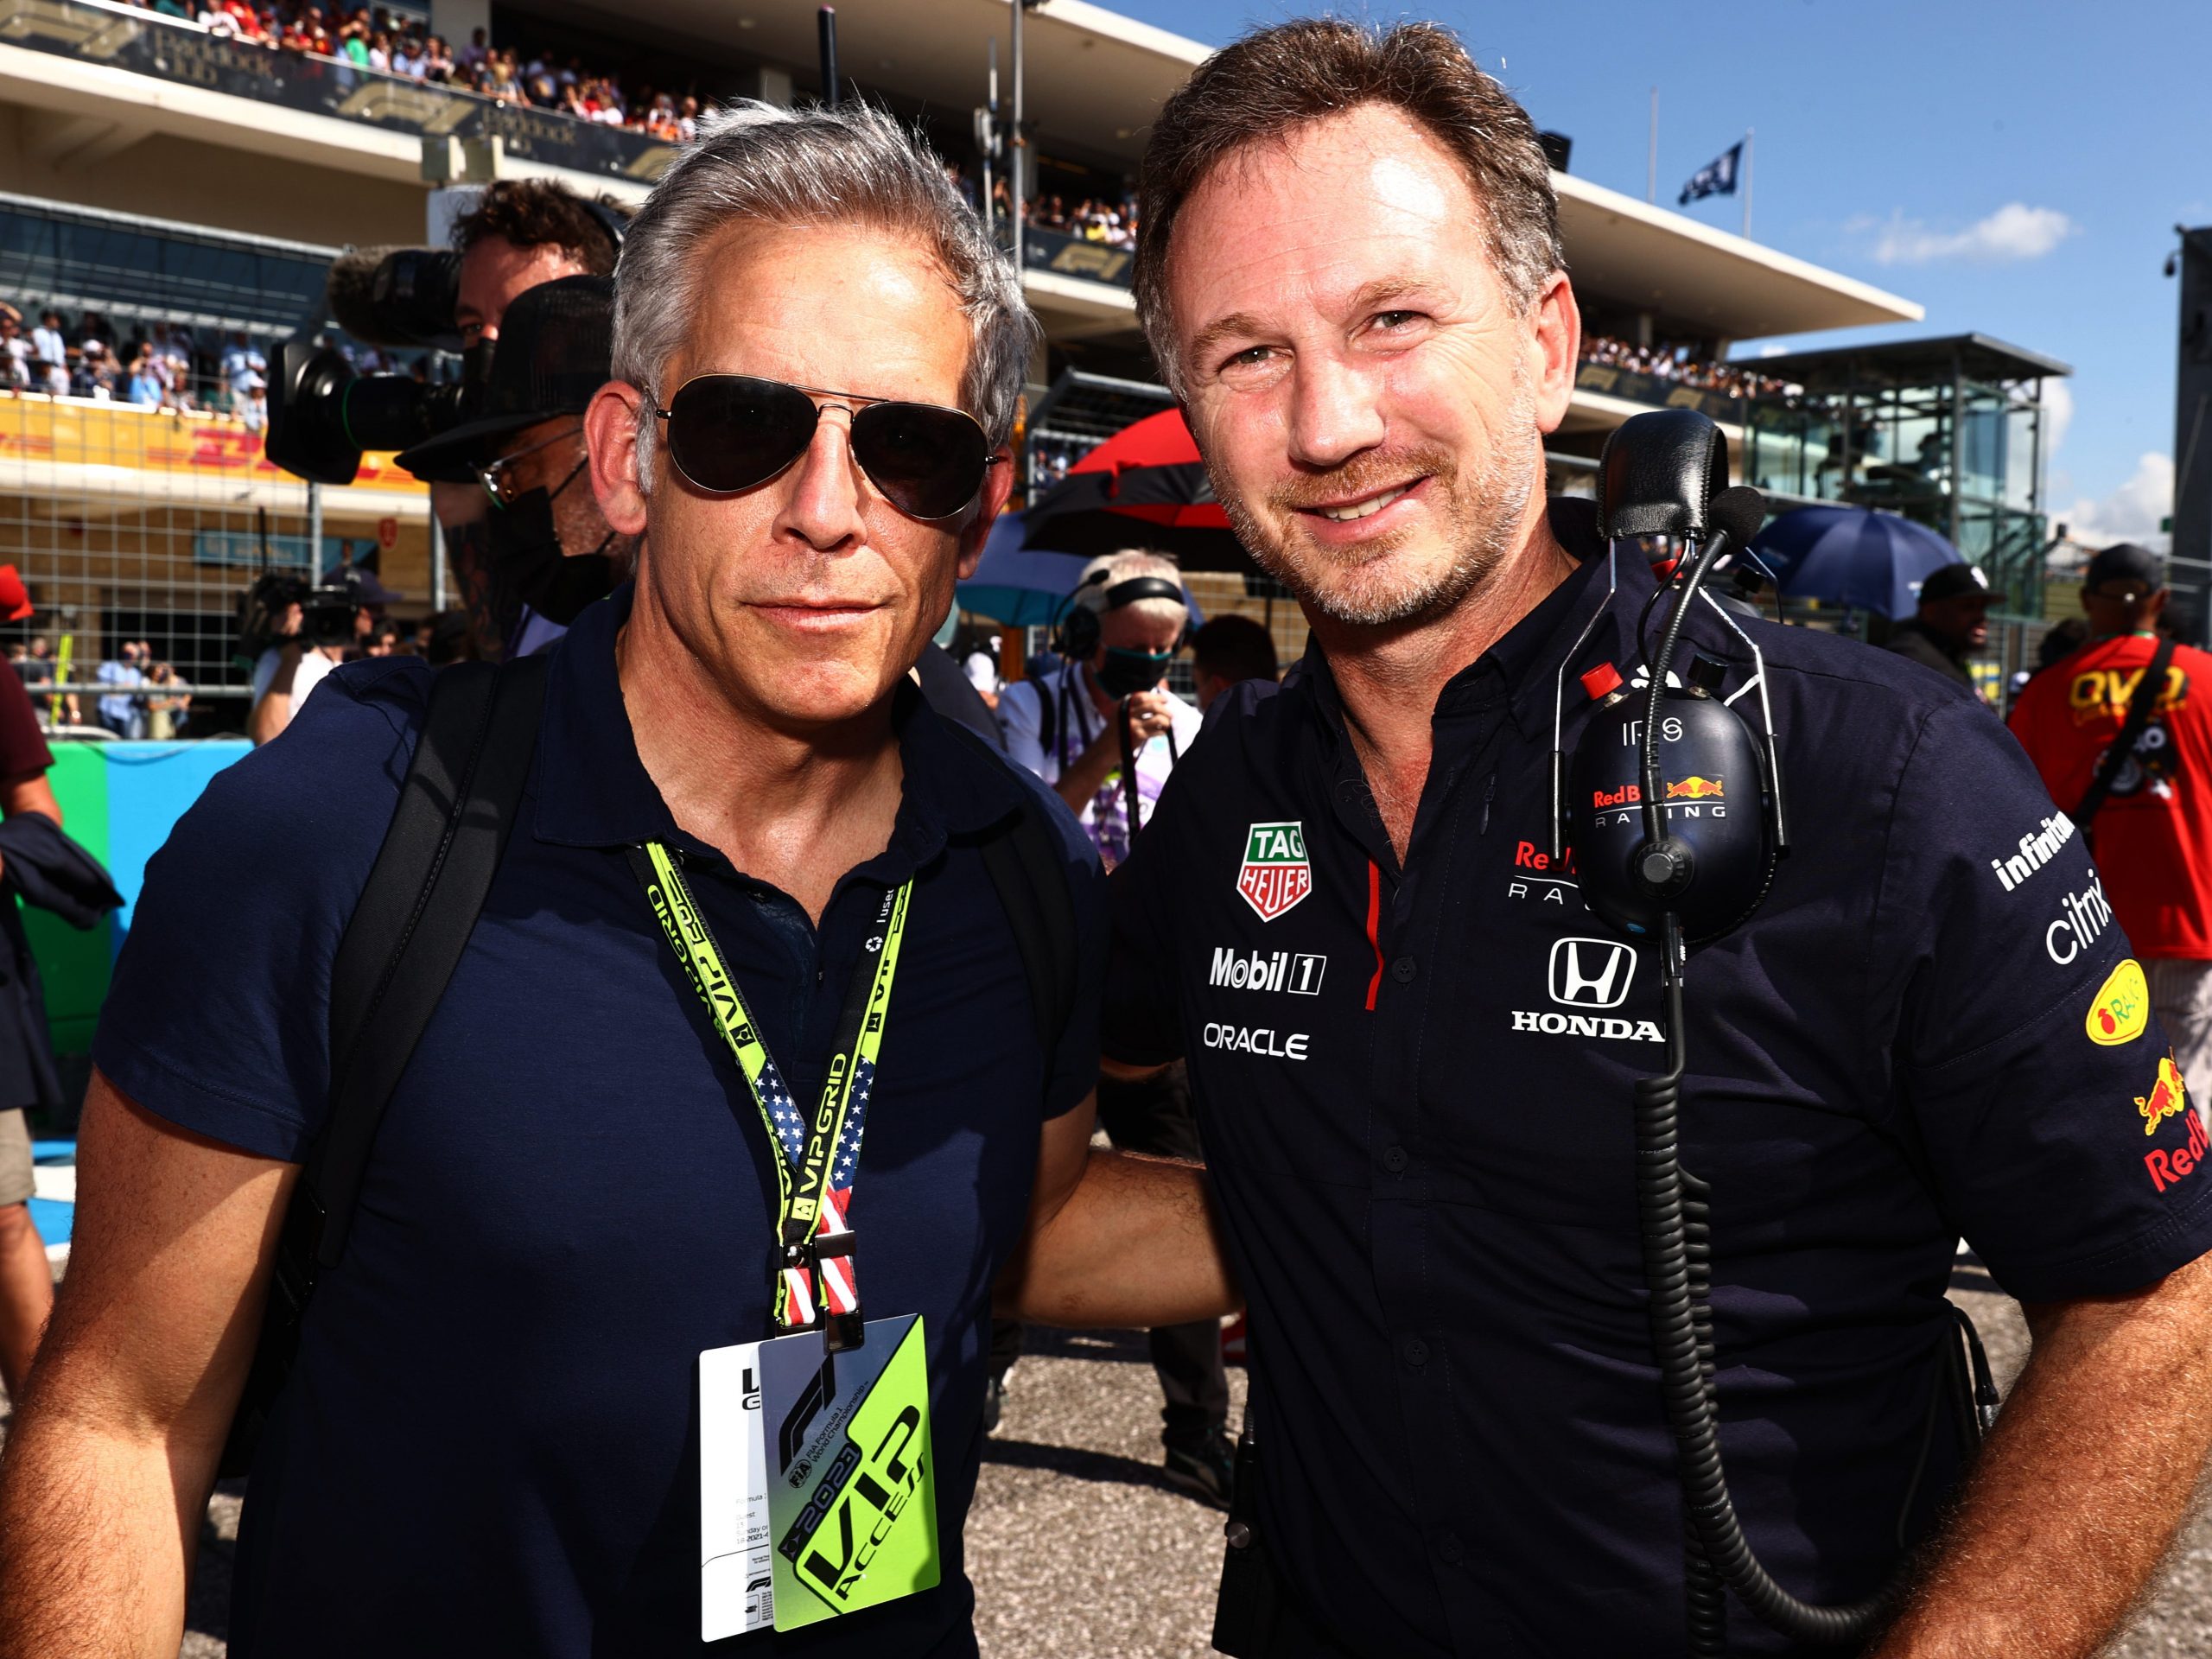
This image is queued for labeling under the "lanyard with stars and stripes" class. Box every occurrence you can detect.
[628,840,912,1349]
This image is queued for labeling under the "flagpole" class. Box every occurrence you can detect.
[1742,129,1753,239]
[1647,88,1657,205]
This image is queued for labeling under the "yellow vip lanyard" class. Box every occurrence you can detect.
[627,841,912,1346]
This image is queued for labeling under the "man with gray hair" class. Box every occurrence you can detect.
[0,103,1235,1658]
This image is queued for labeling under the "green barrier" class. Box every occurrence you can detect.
[24,745,116,1055]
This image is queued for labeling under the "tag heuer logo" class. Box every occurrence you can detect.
[1237,821,1313,922]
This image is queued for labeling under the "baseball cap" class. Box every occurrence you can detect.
[2082,542,2164,595]
[395,275,613,483]
[1917,563,2005,606]
[0,566,35,623]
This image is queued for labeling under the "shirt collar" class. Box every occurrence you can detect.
[532,584,1026,878]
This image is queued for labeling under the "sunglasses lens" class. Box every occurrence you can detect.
[664,377,817,493]
[852,403,990,519]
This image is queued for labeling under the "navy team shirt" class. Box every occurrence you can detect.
[95,587,1106,1657]
[1105,500,2212,1656]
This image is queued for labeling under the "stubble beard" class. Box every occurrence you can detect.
[1213,369,1541,630]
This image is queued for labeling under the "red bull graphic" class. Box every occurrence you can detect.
[2138,1054,2189,1137]
[1665,776,1726,802]
[1591,784,1641,808]
[2145,1103,2207,1193]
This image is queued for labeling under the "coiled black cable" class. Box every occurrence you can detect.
[1637,970,1896,1650]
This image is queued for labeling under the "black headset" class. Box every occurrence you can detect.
[1049,570,1192,660]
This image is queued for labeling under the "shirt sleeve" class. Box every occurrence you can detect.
[0,668,53,779]
[92,663,426,1160]
[1881,697,2212,1300]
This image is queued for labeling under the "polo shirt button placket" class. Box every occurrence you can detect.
[1382,1144,1409,1175]
[1400,1336,1429,1370]
[1391,955,1417,984]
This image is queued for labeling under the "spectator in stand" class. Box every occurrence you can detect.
[94,641,146,739]
[72,341,114,402]
[0,307,29,391]
[219,330,265,397]
[238,372,268,432]
[124,345,161,409]
[422,33,453,79]
[143,662,190,741]
[29,311,68,397]
[456,22,486,69]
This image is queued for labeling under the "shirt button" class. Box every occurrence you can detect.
[1435,1529,1465,1565]
[1382,1145,1408,1174]
[1401,1336,1429,1370]
[1391,956,1417,983]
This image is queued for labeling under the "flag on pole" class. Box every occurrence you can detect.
[1678,142,1744,207]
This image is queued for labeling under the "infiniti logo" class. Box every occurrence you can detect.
[1548,938,1636,1009]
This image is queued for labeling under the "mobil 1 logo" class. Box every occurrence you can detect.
[1210,946,1327,996]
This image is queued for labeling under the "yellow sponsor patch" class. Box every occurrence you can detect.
[2087,958,2150,1046]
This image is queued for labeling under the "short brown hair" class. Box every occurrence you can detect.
[1134,19,1563,391]
[452,179,626,276]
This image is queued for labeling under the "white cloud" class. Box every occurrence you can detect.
[1867,202,2075,266]
[2057,452,2173,551]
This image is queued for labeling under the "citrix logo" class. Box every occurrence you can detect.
[1209,945,1327,995]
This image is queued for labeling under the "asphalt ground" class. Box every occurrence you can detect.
[0,1276,2206,1656]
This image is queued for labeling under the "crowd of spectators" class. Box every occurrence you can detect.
[116,0,705,142]
[1580,332,1798,404]
[1028,192,1140,248]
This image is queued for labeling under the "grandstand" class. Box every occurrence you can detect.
[0,0,1961,718]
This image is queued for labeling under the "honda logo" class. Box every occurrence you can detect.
[1548,938,1635,1009]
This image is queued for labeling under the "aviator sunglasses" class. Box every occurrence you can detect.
[653,374,996,521]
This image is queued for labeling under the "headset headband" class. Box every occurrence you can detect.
[1089,574,1185,613]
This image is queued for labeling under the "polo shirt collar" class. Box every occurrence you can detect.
[532,585,1025,879]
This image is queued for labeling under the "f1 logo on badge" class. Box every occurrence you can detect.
[1549,938,1636,1009]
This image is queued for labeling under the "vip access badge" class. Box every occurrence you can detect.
[758,1314,940,1630]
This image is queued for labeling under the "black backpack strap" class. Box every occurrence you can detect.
[308,652,550,1264]
[224,653,550,1478]
[1025,669,1058,765]
[2075,636,2176,830]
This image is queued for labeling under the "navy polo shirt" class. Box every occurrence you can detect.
[1104,501,2212,1656]
[95,588,1106,1658]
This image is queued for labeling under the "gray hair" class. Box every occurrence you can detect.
[613,100,1036,489]
[1075,550,1188,632]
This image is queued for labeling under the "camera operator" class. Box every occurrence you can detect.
[395,276,628,656]
[245,569,397,746]
[432,180,626,660]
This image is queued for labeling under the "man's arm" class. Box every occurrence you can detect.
[0,1070,294,1659]
[1873,1254,2212,1659]
[998,1090,1238,1329]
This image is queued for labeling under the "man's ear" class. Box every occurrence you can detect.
[1530,270,1582,438]
[584,379,651,537]
[954,447,1018,581]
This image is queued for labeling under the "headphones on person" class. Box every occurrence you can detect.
[1559,410,1783,944]
[1049,569,1192,660]
[579,197,631,258]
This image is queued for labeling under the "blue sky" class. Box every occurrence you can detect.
[1102,0,2209,547]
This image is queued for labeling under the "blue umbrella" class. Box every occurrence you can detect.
[957,512,1207,628]
[1749,505,1962,620]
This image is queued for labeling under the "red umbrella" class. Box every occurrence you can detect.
[1033,407,1231,532]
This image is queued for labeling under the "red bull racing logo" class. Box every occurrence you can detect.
[1236,822,1313,923]
[2139,1056,2205,1194]
[1665,776,1726,802]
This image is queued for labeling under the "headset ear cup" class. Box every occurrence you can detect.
[1058,604,1100,661]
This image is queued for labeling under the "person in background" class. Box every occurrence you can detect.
[93,641,144,739]
[995,550,1230,1503]
[1885,561,2000,696]
[963,631,1002,708]
[29,312,67,397]
[0,661,66,1400]
[2009,542,2212,1103]
[143,662,190,742]
[1189,612,1280,725]
[0,308,30,390]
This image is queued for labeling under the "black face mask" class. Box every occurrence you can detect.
[1095,645,1173,699]
[487,464,615,626]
